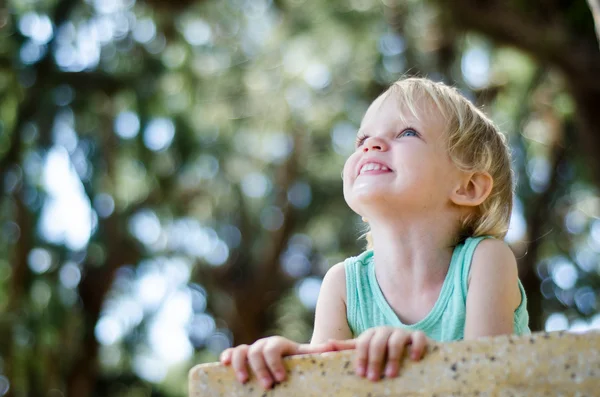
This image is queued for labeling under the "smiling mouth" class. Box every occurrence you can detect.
[358,162,393,176]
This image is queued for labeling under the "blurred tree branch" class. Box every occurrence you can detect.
[0,0,79,174]
[442,0,599,76]
[55,71,126,95]
[195,135,303,345]
[520,137,568,331]
[437,0,600,191]
[66,103,145,396]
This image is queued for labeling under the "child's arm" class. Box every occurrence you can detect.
[310,262,353,344]
[219,262,352,390]
[464,238,522,339]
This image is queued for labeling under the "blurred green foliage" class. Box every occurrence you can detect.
[0,0,599,396]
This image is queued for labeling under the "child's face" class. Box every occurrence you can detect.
[342,93,463,219]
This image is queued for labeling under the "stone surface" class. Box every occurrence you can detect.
[189,331,600,396]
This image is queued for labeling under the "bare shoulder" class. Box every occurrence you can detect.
[472,238,517,265]
[324,261,346,282]
[321,261,347,302]
[469,238,520,309]
[311,261,352,342]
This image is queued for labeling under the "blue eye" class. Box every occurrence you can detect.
[400,128,418,138]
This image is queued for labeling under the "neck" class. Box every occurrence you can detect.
[367,212,459,292]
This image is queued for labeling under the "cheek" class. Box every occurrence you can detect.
[342,156,358,200]
[342,155,357,179]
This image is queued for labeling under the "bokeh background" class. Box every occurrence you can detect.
[1,0,600,396]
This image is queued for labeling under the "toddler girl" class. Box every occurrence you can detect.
[219,77,530,390]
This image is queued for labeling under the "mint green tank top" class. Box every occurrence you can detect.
[345,236,531,341]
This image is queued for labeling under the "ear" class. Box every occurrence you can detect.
[450,172,493,207]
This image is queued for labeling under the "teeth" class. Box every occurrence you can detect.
[360,163,390,174]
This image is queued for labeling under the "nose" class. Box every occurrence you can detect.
[362,136,387,152]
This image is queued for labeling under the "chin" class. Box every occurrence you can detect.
[352,179,397,196]
[346,188,395,212]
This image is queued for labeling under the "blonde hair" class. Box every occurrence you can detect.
[363,77,514,249]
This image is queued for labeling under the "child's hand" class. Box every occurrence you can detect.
[220,336,334,390]
[329,327,428,381]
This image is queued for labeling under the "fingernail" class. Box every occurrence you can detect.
[275,370,285,381]
[385,365,393,377]
[368,370,376,380]
[261,377,271,389]
[357,365,365,376]
[236,373,246,383]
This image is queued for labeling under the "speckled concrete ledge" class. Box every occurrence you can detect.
[189,331,600,396]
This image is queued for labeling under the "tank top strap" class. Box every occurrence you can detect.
[455,236,493,301]
[344,250,373,335]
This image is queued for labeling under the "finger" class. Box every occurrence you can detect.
[296,342,336,354]
[355,330,375,377]
[409,331,428,360]
[325,339,357,351]
[248,343,275,390]
[367,329,393,381]
[384,331,411,378]
[220,348,233,365]
[263,339,291,383]
[231,345,250,383]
